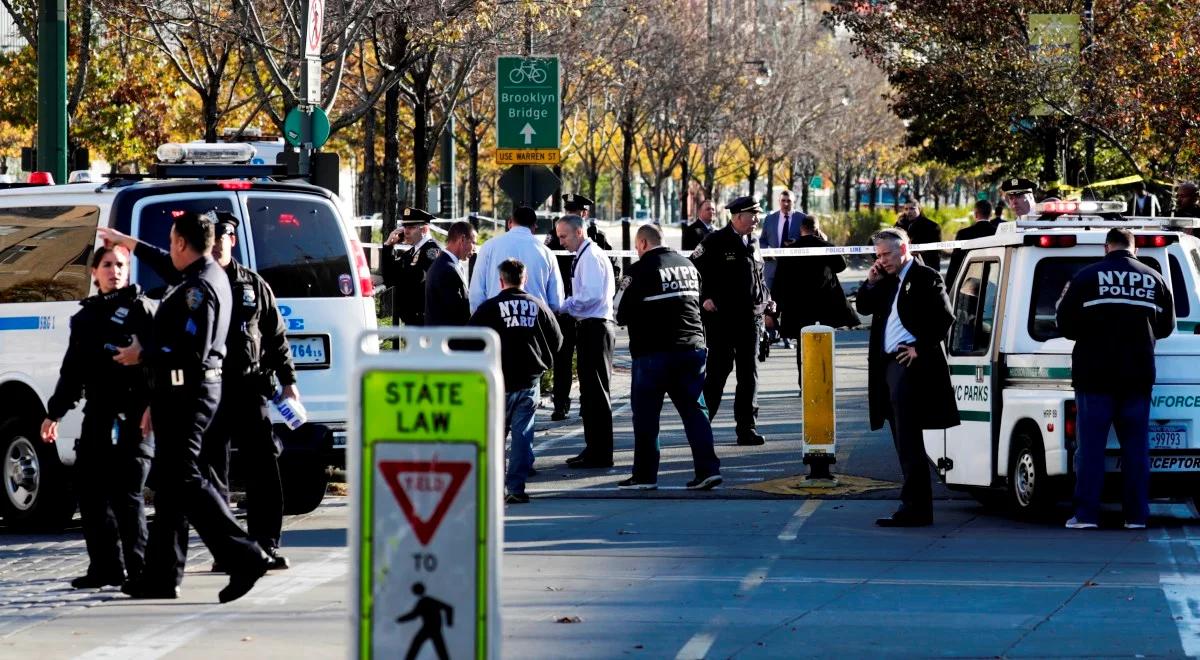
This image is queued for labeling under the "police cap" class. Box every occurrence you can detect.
[401,207,435,226]
[211,211,239,236]
[725,195,762,215]
[561,193,595,213]
[1000,177,1037,194]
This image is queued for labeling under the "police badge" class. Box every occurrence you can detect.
[425,246,440,261]
[185,287,205,310]
[242,288,257,307]
[618,275,633,291]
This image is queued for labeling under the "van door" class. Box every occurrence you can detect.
[933,252,1003,486]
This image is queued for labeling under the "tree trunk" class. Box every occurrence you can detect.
[468,127,481,213]
[361,109,377,215]
[680,156,689,222]
[765,158,775,212]
[893,170,901,213]
[203,93,219,143]
[587,170,600,206]
[411,99,429,211]
[747,160,759,199]
[868,172,878,214]
[383,87,400,235]
[832,154,842,212]
[620,106,635,266]
[551,164,563,212]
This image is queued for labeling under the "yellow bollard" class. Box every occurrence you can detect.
[801,325,838,485]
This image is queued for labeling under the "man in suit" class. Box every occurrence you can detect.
[945,200,997,288]
[682,200,716,252]
[382,208,442,327]
[896,200,942,273]
[425,221,476,326]
[855,228,959,527]
[759,190,804,352]
[1175,182,1199,218]
[1130,181,1160,217]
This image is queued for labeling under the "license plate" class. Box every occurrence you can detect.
[1149,424,1188,449]
[1106,455,1200,472]
[289,335,329,367]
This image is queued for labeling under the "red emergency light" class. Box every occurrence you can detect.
[1134,234,1174,248]
[27,172,54,185]
[218,180,253,190]
[1026,235,1077,248]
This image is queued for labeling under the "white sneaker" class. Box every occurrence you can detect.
[1124,522,1147,530]
[1065,517,1099,529]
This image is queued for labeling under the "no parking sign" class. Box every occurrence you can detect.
[350,328,503,659]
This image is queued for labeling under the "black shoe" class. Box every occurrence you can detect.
[875,512,933,528]
[686,475,723,490]
[758,346,770,362]
[565,454,590,467]
[122,580,181,599]
[550,410,568,421]
[617,477,657,490]
[737,432,766,446]
[782,340,792,349]
[71,573,124,589]
[505,492,530,504]
[219,558,269,604]
[265,549,290,571]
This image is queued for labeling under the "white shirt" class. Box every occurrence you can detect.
[562,238,615,321]
[468,226,565,313]
[883,258,918,353]
[445,250,468,286]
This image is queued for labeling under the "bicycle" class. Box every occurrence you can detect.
[508,60,548,85]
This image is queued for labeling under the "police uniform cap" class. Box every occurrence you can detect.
[725,195,762,214]
[401,207,435,226]
[211,211,239,236]
[561,193,595,212]
[1001,177,1037,194]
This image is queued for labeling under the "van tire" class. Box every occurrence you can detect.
[280,454,328,515]
[1007,430,1055,516]
[0,417,76,529]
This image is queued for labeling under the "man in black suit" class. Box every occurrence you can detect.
[945,200,997,288]
[425,221,476,326]
[896,200,942,272]
[681,200,716,252]
[855,228,959,527]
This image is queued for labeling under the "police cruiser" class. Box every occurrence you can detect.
[0,143,376,526]
[930,201,1200,514]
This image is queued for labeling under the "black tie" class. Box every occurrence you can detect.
[781,215,790,246]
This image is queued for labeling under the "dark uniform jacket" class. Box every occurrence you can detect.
[771,234,858,336]
[615,246,705,358]
[469,289,563,392]
[544,233,575,297]
[424,252,471,326]
[47,285,157,446]
[855,260,959,431]
[681,220,714,252]
[898,214,942,272]
[945,221,997,288]
[224,260,296,388]
[587,223,620,278]
[689,225,770,324]
[1056,249,1175,395]
[385,238,442,326]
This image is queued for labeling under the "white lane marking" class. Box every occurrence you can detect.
[778,500,822,541]
[73,548,347,660]
[673,502,820,659]
[1154,526,1200,657]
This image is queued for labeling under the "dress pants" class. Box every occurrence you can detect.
[75,411,149,580]
[631,348,720,483]
[575,318,614,463]
[143,379,266,587]
[885,359,933,519]
[703,316,761,437]
[552,314,577,413]
[203,377,285,550]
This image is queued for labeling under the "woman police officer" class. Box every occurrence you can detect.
[41,245,156,589]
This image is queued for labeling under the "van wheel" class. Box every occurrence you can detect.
[1008,430,1054,516]
[0,417,76,529]
[280,454,328,515]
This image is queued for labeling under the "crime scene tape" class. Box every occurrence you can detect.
[548,239,971,259]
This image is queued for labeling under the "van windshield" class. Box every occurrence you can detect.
[246,196,353,298]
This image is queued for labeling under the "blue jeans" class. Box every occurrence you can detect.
[505,385,539,496]
[1074,391,1151,525]
[631,348,720,483]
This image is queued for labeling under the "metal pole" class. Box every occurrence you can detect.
[522,15,533,208]
[1083,0,1095,184]
[36,0,67,182]
[439,115,455,218]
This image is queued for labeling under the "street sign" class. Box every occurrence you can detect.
[495,55,561,165]
[498,165,560,209]
[351,328,503,660]
[303,0,324,58]
[284,106,330,148]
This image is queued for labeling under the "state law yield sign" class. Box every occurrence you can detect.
[352,328,504,660]
[495,55,561,165]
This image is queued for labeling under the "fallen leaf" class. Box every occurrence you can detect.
[241,637,253,642]
[545,586,562,591]
[556,616,582,624]
[617,529,639,535]
[634,645,644,649]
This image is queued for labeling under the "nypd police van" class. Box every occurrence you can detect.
[929,201,1200,514]
[0,143,376,527]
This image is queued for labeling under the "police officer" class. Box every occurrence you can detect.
[565,193,619,277]
[1000,177,1038,219]
[615,224,721,490]
[383,208,442,327]
[41,245,155,589]
[204,213,297,571]
[98,216,270,603]
[690,196,773,445]
[1057,228,1175,529]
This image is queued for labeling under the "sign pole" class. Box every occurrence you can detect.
[350,328,504,660]
[300,0,325,178]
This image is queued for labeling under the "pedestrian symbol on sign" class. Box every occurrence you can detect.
[397,582,453,660]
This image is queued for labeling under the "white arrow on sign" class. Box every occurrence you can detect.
[520,123,536,145]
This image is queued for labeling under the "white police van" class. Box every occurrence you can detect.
[930,201,1200,514]
[0,143,376,527]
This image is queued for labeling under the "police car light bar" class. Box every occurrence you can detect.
[156,142,257,164]
[1037,200,1127,215]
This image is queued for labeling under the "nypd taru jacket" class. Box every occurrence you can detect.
[223,260,296,388]
[615,246,705,358]
[1056,249,1176,394]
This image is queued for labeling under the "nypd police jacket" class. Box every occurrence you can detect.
[615,246,705,358]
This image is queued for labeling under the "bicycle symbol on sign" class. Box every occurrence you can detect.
[508,60,548,85]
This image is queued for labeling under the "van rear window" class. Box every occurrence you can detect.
[246,197,352,298]
[1030,256,1162,341]
[0,206,99,302]
[135,198,237,294]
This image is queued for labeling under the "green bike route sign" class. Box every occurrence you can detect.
[495,55,561,164]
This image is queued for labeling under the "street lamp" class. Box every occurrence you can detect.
[744,59,772,86]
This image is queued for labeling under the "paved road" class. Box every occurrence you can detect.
[4,326,1200,658]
